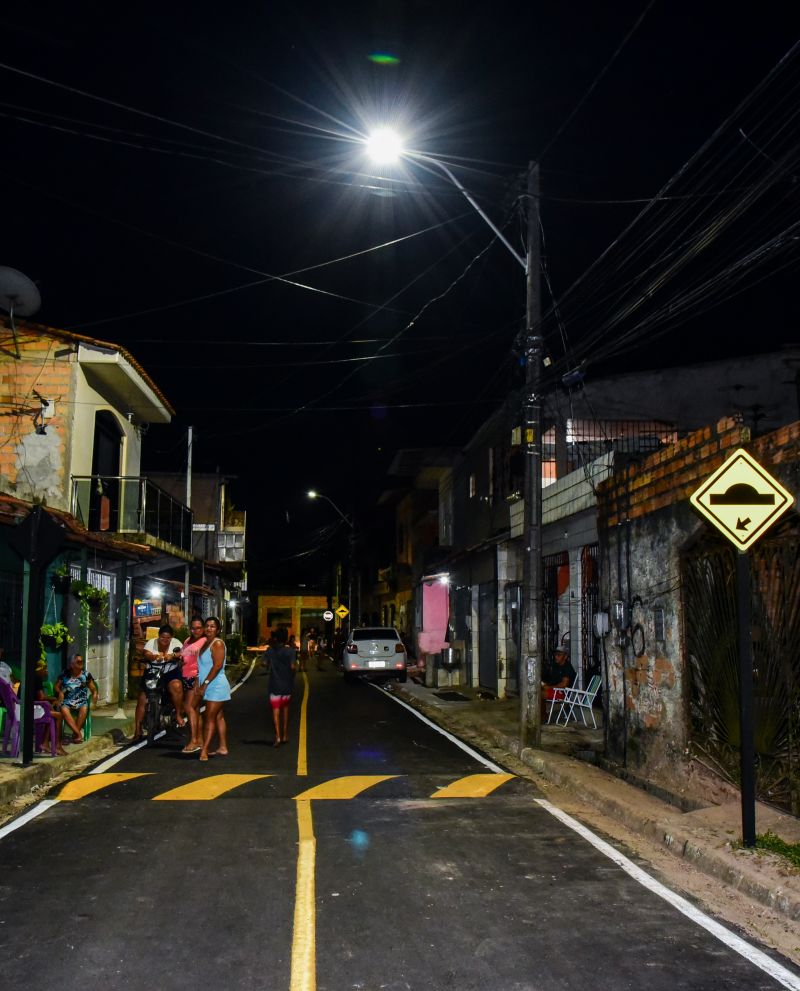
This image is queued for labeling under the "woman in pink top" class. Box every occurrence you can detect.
[180,615,207,754]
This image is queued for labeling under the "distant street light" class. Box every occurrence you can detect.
[306,490,353,529]
[365,130,544,747]
[307,490,356,629]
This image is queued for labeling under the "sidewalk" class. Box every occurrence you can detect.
[0,700,136,806]
[0,656,256,807]
[394,679,800,924]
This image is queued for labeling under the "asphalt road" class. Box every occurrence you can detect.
[1,662,798,991]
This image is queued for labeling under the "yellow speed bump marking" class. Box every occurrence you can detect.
[293,775,398,801]
[290,801,316,991]
[152,774,270,801]
[58,773,152,801]
[430,773,515,799]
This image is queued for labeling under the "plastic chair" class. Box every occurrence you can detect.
[558,674,602,728]
[545,683,572,724]
[0,677,58,757]
[60,697,92,744]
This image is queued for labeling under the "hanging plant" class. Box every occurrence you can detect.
[71,579,111,629]
[51,563,71,593]
[39,621,74,659]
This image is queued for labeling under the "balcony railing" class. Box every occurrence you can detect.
[71,475,193,554]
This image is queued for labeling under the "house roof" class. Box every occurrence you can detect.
[17,320,175,417]
[0,494,155,562]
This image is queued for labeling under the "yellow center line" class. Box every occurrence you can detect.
[152,774,270,801]
[430,773,516,799]
[293,775,398,800]
[290,800,316,991]
[58,772,152,801]
[296,671,309,777]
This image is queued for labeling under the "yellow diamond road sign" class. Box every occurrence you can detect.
[335,604,349,619]
[690,448,794,551]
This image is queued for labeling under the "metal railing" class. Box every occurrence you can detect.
[71,475,193,553]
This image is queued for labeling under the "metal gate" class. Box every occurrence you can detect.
[683,515,800,815]
[581,544,601,682]
[543,550,568,657]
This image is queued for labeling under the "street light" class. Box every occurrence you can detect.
[365,131,544,747]
[307,489,356,632]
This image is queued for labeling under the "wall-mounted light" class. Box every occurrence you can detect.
[149,585,162,599]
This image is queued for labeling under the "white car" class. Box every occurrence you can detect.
[342,627,408,683]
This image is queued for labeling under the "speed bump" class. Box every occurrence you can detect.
[58,772,152,801]
[430,773,515,798]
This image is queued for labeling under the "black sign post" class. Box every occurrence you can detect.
[735,551,756,847]
[8,506,66,765]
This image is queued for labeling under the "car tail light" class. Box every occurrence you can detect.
[395,661,405,669]
[394,644,405,653]
[346,643,358,654]
[349,663,359,670]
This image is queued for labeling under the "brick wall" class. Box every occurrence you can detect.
[0,332,76,509]
[598,416,751,527]
[597,416,799,787]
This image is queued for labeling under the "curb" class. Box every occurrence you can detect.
[0,715,134,806]
[396,687,800,923]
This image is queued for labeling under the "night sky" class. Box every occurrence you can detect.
[2,2,799,585]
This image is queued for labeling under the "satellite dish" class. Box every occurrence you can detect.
[0,267,41,359]
[0,267,41,320]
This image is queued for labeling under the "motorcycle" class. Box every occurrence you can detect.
[142,648,182,745]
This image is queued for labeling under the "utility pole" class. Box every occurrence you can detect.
[520,162,544,748]
[184,425,193,616]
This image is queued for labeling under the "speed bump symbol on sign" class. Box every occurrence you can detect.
[690,448,794,551]
[335,604,349,619]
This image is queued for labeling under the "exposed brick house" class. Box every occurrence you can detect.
[598,417,800,812]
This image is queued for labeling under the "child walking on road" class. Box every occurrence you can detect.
[268,626,296,746]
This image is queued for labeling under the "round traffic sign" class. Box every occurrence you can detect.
[323,610,334,622]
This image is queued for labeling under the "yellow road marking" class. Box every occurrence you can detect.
[58,773,151,801]
[290,800,316,991]
[430,773,515,799]
[152,774,270,801]
[297,672,309,777]
[293,775,398,800]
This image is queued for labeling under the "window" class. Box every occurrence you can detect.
[469,473,477,498]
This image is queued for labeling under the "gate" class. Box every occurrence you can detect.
[683,515,800,815]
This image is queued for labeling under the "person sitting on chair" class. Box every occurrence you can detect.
[541,647,576,717]
[55,653,98,744]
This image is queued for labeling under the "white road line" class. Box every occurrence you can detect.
[373,684,506,773]
[89,732,161,773]
[536,799,800,991]
[0,799,60,840]
[231,655,257,692]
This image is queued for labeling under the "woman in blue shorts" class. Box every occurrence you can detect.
[197,616,231,761]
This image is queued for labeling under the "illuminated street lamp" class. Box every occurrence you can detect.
[365,131,544,746]
[307,490,356,631]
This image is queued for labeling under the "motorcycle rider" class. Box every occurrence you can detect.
[131,623,185,742]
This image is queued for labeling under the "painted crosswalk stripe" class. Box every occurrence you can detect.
[58,773,152,801]
[293,775,398,800]
[431,773,515,799]
[152,774,270,800]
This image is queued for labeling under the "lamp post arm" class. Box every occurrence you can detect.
[414,154,528,271]
[317,493,353,529]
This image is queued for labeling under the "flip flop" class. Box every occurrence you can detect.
[181,745,201,754]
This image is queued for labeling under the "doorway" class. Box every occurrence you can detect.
[478,581,497,693]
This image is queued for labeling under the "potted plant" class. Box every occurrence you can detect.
[71,579,111,630]
[51,562,71,593]
[39,621,74,653]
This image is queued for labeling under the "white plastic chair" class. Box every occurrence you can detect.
[558,674,602,728]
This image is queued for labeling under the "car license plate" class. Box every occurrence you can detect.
[368,660,385,669]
